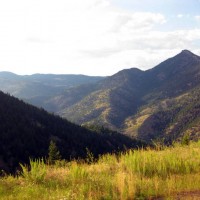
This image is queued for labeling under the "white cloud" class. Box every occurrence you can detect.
[195,15,200,21]
[111,12,166,33]
[177,14,183,18]
[0,0,199,75]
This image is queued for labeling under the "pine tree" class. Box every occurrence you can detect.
[181,134,190,146]
[48,140,61,164]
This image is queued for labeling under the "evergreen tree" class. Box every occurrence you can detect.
[181,134,190,146]
[48,140,61,164]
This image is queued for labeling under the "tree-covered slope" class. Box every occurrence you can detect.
[0,91,143,172]
[124,50,200,142]
[60,68,146,129]
[1,50,200,143]
[59,50,200,142]
[124,85,200,142]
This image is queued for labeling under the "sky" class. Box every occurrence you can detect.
[0,0,200,76]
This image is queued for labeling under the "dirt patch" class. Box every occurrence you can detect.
[153,191,200,200]
[174,191,200,200]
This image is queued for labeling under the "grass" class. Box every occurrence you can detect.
[1,141,200,199]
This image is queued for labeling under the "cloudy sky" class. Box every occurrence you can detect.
[0,0,200,75]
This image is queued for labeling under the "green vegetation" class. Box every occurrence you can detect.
[0,91,144,173]
[0,50,200,199]
[0,50,200,144]
[20,159,46,184]
[58,50,200,142]
[1,141,200,199]
[126,85,200,143]
[48,140,61,164]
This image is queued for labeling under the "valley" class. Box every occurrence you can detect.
[0,50,200,200]
[1,50,200,143]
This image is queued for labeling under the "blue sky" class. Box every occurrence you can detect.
[113,0,200,30]
[113,0,200,14]
[0,0,199,75]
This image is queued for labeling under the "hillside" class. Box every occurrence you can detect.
[0,72,104,112]
[59,68,146,129]
[0,91,143,172]
[59,50,200,142]
[125,85,200,142]
[1,50,200,143]
[124,50,200,142]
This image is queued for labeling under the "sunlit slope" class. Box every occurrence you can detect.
[61,50,200,142]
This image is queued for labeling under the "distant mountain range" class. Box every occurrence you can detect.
[1,49,200,143]
[0,72,104,112]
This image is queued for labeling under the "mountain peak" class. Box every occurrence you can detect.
[175,49,200,64]
[181,49,192,54]
[179,49,199,58]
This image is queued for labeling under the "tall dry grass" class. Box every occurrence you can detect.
[0,141,200,199]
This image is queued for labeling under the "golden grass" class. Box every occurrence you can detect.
[1,142,200,199]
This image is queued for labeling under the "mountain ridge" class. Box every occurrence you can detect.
[0,49,199,143]
[58,50,200,142]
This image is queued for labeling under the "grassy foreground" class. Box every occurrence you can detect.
[1,142,200,200]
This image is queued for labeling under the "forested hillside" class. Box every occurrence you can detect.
[1,50,200,143]
[59,50,200,142]
[0,91,143,172]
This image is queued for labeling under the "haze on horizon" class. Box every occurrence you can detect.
[0,0,200,76]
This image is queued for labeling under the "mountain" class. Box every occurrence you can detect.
[125,85,200,142]
[58,50,200,142]
[124,50,200,142]
[0,91,144,173]
[0,72,104,112]
[0,50,200,143]
[59,68,146,128]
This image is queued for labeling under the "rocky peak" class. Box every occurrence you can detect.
[177,49,200,60]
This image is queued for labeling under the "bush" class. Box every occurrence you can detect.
[20,159,46,184]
